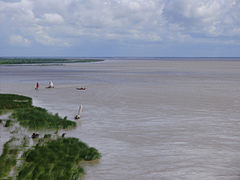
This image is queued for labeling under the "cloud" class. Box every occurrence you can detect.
[164,0,240,38]
[33,25,70,46]
[42,13,64,24]
[0,0,166,46]
[9,34,31,46]
[1,0,240,55]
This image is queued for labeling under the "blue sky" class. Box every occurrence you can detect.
[0,0,240,57]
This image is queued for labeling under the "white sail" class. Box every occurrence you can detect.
[49,81,54,88]
[78,104,83,116]
[75,104,83,120]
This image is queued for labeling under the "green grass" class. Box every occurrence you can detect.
[0,58,104,65]
[12,107,76,130]
[0,139,19,178]
[0,109,9,115]
[4,120,13,127]
[0,93,101,179]
[43,134,52,139]
[17,137,101,180]
[0,94,32,110]
[21,136,30,148]
[0,94,76,130]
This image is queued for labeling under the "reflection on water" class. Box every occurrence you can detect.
[1,59,240,179]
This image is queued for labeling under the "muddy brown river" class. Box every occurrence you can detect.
[1,59,240,179]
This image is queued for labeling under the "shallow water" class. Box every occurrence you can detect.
[1,59,240,179]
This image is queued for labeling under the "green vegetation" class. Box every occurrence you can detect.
[4,120,13,127]
[21,136,30,148]
[0,94,32,110]
[12,107,76,130]
[0,58,104,65]
[0,94,76,130]
[0,109,9,115]
[17,137,101,180]
[43,134,52,139]
[0,139,19,178]
[0,93,101,179]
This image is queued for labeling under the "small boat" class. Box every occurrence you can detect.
[46,81,54,88]
[32,133,39,139]
[75,104,83,120]
[35,82,39,90]
[76,87,86,90]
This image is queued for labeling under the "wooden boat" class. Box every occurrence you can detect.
[76,87,86,90]
[32,133,39,138]
[46,81,54,88]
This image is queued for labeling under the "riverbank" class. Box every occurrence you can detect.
[0,93,101,179]
[0,58,104,65]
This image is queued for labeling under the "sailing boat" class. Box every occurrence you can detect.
[35,82,39,90]
[75,104,83,120]
[46,81,54,88]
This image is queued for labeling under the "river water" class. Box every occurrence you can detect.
[1,59,240,180]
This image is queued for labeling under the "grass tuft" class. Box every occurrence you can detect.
[17,137,101,180]
[0,139,19,178]
[4,120,13,127]
[0,94,32,109]
[12,107,76,130]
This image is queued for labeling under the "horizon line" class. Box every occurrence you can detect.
[1,56,240,59]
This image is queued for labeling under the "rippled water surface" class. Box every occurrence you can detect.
[1,59,240,180]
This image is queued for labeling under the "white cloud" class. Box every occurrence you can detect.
[1,0,240,48]
[164,0,240,37]
[9,34,31,46]
[42,13,64,24]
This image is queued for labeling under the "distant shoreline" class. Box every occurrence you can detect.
[1,57,240,64]
[0,58,104,65]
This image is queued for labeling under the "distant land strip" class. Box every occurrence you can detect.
[0,58,104,65]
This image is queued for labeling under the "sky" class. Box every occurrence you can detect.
[0,0,240,57]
